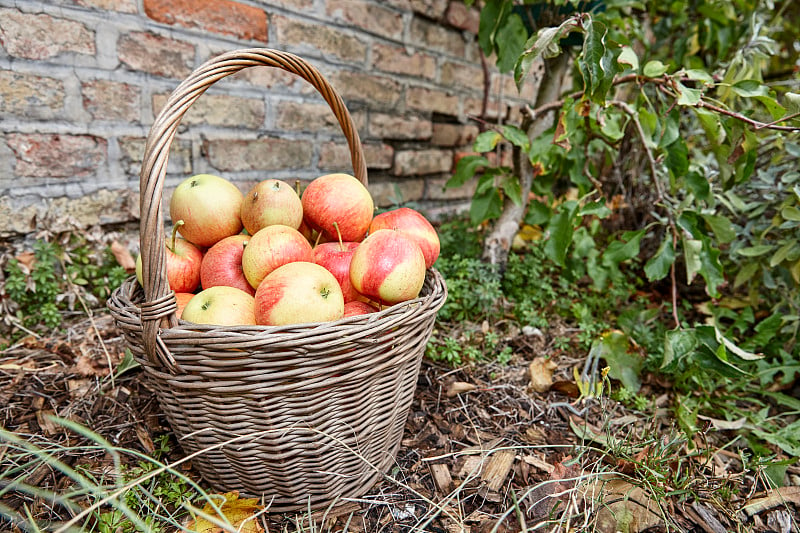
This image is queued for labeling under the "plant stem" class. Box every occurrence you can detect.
[169,220,184,253]
[332,221,345,252]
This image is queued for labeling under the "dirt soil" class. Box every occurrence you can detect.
[1,309,798,532]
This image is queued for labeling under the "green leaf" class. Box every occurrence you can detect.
[544,200,578,266]
[781,206,800,221]
[786,92,800,113]
[502,124,530,151]
[684,238,703,284]
[676,82,702,106]
[666,138,689,178]
[737,245,775,257]
[695,108,725,145]
[730,80,770,98]
[446,155,489,189]
[514,16,580,87]
[470,176,504,225]
[733,262,759,288]
[701,214,735,243]
[478,0,507,56]
[603,229,645,264]
[770,241,797,267]
[642,60,667,77]
[495,13,528,73]
[644,237,675,281]
[579,20,606,97]
[684,69,713,84]
[474,131,503,153]
[578,200,611,218]
[685,171,711,202]
[525,200,552,226]
[662,328,698,371]
[617,45,638,71]
[499,174,523,206]
[714,327,763,361]
[589,331,642,392]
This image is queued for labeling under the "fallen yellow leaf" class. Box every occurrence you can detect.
[187,491,264,533]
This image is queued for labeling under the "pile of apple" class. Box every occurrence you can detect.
[136,173,440,327]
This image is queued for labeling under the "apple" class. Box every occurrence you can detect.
[200,234,255,295]
[181,285,256,326]
[174,292,195,319]
[241,225,313,289]
[255,262,344,326]
[301,173,374,242]
[169,173,244,247]
[343,301,378,317]
[136,222,202,293]
[240,179,303,235]
[369,207,440,268]
[312,222,362,303]
[349,229,426,305]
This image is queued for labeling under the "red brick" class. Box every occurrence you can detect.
[441,60,484,89]
[333,71,402,109]
[205,138,313,172]
[408,0,449,18]
[118,31,195,79]
[273,15,366,64]
[7,133,106,178]
[0,70,64,119]
[276,101,366,134]
[152,93,264,128]
[445,1,480,34]
[368,179,425,207]
[144,0,267,42]
[406,86,459,115]
[119,136,192,175]
[326,0,403,40]
[319,141,393,171]
[431,123,479,147]
[368,113,432,140]
[372,43,436,79]
[82,80,140,121]
[73,0,137,12]
[425,175,476,200]
[409,17,465,57]
[392,148,452,176]
[0,8,95,60]
[463,96,509,121]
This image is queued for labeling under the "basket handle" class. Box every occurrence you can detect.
[138,48,368,371]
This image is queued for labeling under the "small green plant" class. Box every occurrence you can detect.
[4,240,62,332]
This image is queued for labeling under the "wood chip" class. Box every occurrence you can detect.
[35,410,59,436]
[458,455,485,478]
[429,463,453,494]
[743,486,800,516]
[481,450,515,492]
[522,454,555,474]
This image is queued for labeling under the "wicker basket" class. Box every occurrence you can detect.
[107,48,447,512]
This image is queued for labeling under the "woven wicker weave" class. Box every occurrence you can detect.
[107,48,446,512]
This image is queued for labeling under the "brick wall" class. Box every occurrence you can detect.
[0,0,543,236]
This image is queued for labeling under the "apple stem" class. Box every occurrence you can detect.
[314,231,323,248]
[169,220,184,253]
[295,179,301,197]
[332,221,345,252]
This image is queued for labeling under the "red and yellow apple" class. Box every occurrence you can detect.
[174,292,195,319]
[343,301,378,317]
[241,225,313,289]
[240,179,303,234]
[349,229,426,305]
[255,262,345,326]
[135,223,202,293]
[169,174,244,247]
[301,173,374,242]
[312,225,361,303]
[369,207,440,268]
[200,234,254,295]
[181,285,256,326]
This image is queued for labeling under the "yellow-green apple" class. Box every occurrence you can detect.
[343,301,378,317]
[200,234,255,295]
[169,173,244,247]
[369,207,440,268]
[255,262,344,326]
[349,229,426,305]
[174,292,195,319]
[301,173,374,242]
[241,225,313,289]
[240,179,303,234]
[135,222,202,293]
[181,285,256,326]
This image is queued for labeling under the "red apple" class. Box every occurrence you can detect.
[181,285,256,326]
[200,234,255,295]
[369,207,440,268]
[241,225,313,289]
[343,301,378,317]
[255,262,344,326]
[240,179,303,235]
[349,229,426,305]
[301,173,374,242]
[174,292,195,319]
[169,173,244,247]
[312,223,361,303]
[136,223,202,293]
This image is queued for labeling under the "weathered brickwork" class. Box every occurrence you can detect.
[0,0,544,236]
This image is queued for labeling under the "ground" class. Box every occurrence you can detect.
[1,304,798,532]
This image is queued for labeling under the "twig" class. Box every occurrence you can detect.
[670,231,681,329]
[754,109,800,130]
[698,99,800,132]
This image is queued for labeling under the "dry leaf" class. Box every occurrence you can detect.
[187,491,264,533]
[111,240,136,272]
[447,381,478,397]
[15,251,36,270]
[528,357,558,393]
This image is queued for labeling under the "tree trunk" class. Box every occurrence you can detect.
[482,53,571,271]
